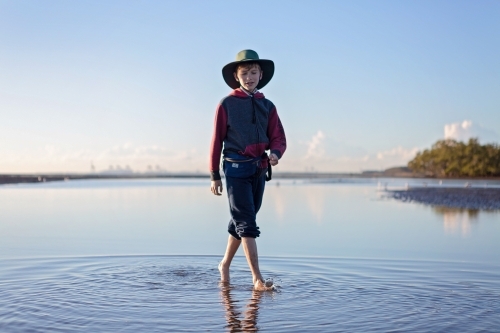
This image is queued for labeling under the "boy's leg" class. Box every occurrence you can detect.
[220,174,250,283]
[225,172,270,289]
[242,237,273,290]
[247,173,272,290]
[226,175,261,239]
[252,171,266,214]
[241,237,263,284]
[219,235,241,283]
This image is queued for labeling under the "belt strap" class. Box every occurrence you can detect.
[223,153,272,182]
[223,156,259,163]
[266,163,272,182]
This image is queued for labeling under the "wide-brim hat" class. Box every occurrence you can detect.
[222,49,275,90]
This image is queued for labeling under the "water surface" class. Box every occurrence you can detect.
[0,179,499,332]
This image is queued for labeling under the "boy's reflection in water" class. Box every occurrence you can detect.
[220,283,262,332]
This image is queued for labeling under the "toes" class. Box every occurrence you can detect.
[254,280,274,291]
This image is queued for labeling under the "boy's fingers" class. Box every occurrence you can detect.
[211,184,223,196]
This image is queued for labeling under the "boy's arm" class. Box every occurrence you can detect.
[267,107,287,159]
[209,104,228,181]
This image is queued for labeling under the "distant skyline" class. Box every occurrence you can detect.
[1,0,499,173]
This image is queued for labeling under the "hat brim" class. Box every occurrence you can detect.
[222,59,274,90]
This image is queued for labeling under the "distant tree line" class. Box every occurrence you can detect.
[408,138,500,177]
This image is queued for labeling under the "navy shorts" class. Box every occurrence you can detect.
[223,159,266,239]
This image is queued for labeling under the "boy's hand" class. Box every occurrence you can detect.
[269,153,279,166]
[211,180,223,196]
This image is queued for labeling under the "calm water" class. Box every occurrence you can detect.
[1,178,499,332]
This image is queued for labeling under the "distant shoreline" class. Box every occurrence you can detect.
[0,173,210,185]
[1,172,500,186]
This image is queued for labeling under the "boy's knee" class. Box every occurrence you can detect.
[229,230,241,240]
[236,226,260,239]
[228,221,260,239]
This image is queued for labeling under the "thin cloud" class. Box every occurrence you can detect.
[289,130,419,172]
[376,146,419,161]
[0,143,205,173]
[444,120,498,143]
[305,130,326,159]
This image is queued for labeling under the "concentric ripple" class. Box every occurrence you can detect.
[1,255,499,332]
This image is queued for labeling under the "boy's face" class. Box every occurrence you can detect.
[233,65,262,92]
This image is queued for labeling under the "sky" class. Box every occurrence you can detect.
[1,0,499,174]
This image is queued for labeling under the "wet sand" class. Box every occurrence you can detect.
[388,187,500,210]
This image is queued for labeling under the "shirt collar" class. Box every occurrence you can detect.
[240,87,258,96]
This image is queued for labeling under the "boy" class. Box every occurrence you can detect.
[209,49,286,291]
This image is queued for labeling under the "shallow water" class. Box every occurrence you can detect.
[0,178,499,332]
[1,255,499,332]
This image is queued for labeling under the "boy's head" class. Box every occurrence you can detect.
[233,62,263,92]
[222,50,274,90]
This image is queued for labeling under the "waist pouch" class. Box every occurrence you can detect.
[223,153,271,181]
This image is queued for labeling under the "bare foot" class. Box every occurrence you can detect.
[218,261,230,283]
[253,279,274,291]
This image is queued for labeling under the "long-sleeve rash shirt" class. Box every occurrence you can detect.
[209,88,287,181]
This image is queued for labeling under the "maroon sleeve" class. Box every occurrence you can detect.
[267,107,286,159]
[209,104,227,180]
